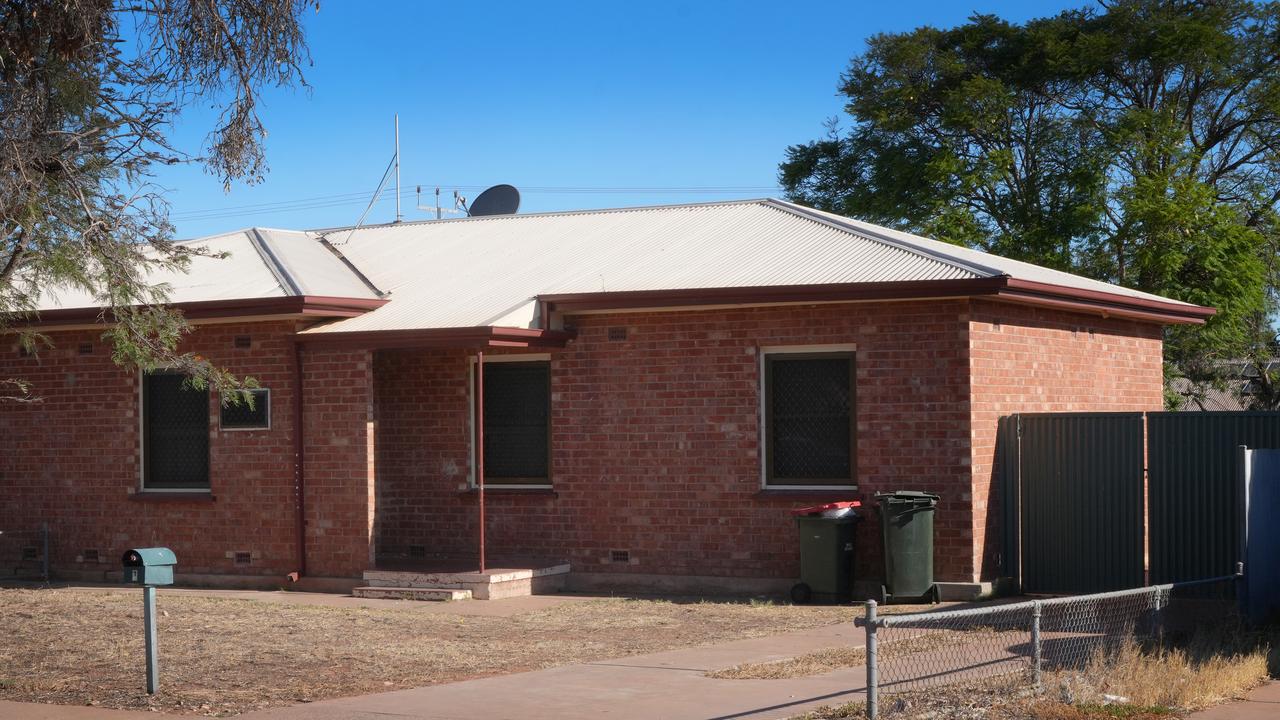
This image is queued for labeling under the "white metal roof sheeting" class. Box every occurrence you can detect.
[299,199,982,334]
[29,197,1195,326]
[791,203,1197,307]
[32,228,379,312]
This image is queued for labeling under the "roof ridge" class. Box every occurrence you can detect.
[306,197,773,233]
[246,228,304,296]
[761,199,1003,279]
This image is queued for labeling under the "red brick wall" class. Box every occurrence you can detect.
[374,301,976,582]
[968,300,1165,580]
[301,347,376,578]
[0,298,1168,588]
[0,322,301,578]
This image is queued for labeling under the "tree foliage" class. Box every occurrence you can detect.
[0,0,314,401]
[780,0,1280,407]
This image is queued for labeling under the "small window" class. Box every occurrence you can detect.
[143,371,210,489]
[220,389,270,430]
[763,351,856,486]
[475,360,551,485]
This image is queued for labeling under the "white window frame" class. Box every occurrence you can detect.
[759,344,859,490]
[138,369,212,493]
[219,388,272,431]
[468,353,553,489]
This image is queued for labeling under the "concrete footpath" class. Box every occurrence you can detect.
[238,622,868,720]
[0,621,870,720]
[1186,681,1280,719]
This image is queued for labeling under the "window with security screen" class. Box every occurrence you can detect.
[142,372,210,489]
[764,351,856,486]
[220,388,270,430]
[478,360,551,485]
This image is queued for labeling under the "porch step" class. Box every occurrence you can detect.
[352,586,472,602]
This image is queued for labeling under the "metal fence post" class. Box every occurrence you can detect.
[143,586,159,694]
[1031,600,1042,688]
[865,599,878,720]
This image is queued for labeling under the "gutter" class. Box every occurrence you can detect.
[294,326,576,350]
[22,295,388,328]
[538,277,1215,326]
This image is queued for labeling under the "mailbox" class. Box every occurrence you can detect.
[122,547,176,586]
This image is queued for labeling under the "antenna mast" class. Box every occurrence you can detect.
[394,115,402,223]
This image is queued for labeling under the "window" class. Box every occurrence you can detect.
[142,371,210,490]
[220,388,270,430]
[763,350,856,487]
[474,359,551,486]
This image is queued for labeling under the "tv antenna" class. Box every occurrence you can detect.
[416,186,464,220]
[332,114,403,244]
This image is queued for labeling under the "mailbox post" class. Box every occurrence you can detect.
[121,548,176,695]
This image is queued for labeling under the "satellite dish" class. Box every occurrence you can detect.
[467,184,521,217]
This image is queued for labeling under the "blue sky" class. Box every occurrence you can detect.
[155,1,1082,238]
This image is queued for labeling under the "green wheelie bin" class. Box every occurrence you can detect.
[789,501,861,604]
[875,491,940,604]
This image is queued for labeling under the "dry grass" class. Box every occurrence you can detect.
[1046,633,1270,711]
[709,646,867,680]
[0,588,858,716]
[792,622,1275,720]
[708,627,993,680]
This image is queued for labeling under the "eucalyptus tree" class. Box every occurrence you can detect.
[1,0,314,401]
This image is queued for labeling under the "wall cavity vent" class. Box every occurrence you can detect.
[408,545,427,558]
[233,551,252,565]
[610,549,630,563]
[81,549,99,563]
[77,342,94,355]
[234,335,252,349]
[21,546,38,561]
[607,327,628,342]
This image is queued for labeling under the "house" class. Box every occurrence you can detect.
[0,199,1213,596]
[1169,357,1280,411]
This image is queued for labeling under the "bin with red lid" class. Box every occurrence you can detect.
[790,500,861,604]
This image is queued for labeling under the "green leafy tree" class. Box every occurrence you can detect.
[0,0,314,401]
[781,0,1279,405]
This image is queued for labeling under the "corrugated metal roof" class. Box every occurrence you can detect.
[32,228,380,311]
[791,203,1197,307]
[299,199,985,333]
[31,197,1198,330]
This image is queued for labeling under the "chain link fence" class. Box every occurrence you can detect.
[0,523,50,581]
[855,572,1241,719]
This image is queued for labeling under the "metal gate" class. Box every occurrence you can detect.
[1012,413,1146,594]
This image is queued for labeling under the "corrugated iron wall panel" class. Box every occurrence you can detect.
[1019,413,1145,594]
[1148,412,1280,583]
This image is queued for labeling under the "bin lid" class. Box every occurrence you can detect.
[790,500,862,516]
[874,491,940,503]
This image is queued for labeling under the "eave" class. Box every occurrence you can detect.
[293,326,576,350]
[22,296,388,328]
[540,277,1215,326]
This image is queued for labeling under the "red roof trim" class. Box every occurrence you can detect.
[294,326,576,350]
[541,278,1007,312]
[540,277,1214,325]
[26,296,388,327]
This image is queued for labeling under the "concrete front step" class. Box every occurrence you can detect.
[352,586,472,602]
[362,563,571,600]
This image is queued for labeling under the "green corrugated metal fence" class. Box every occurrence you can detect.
[1148,412,1280,583]
[1001,411,1280,594]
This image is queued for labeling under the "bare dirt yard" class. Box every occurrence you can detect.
[0,587,861,716]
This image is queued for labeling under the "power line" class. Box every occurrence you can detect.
[169,184,782,222]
